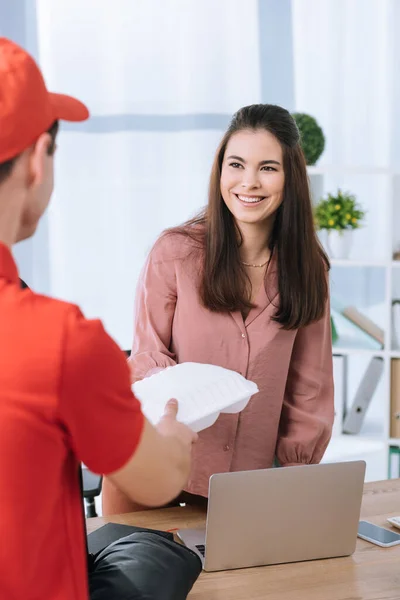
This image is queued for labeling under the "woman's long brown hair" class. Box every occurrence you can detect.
[168,104,329,330]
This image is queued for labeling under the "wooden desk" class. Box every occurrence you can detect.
[87,479,400,599]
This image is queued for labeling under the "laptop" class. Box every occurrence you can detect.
[177,460,366,572]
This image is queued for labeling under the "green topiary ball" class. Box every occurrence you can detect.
[292,112,325,166]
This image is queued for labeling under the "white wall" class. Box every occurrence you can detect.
[32,0,294,348]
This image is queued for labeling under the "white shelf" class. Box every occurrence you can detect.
[307,165,399,176]
[332,347,385,356]
[325,435,386,454]
[323,434,386,461]
[331,259,387,267]
[327,259,400,268]
[332,349,400,357]
[329,259,400,268]
[310,163,400,480]
[331,349,400,358]
[323,436,387,481]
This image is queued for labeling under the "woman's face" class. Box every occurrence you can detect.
[220,128,285,228]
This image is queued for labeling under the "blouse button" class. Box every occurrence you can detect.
[224,445,230,451]
[241,333,246,339]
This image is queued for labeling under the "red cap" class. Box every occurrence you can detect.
[0,38,89,163]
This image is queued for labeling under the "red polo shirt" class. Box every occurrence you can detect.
[0,243,144,600]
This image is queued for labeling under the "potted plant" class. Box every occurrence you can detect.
[314,189,365,259]
[292,112,325,166]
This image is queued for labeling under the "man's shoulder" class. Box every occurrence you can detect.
[33,295,108,355]
[32,290,80,313]
[19,288,83,329]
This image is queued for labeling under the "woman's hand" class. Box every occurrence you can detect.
[143,367,165,379]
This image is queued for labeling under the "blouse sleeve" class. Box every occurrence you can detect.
[129,236,178,383]
[275,297,334,467]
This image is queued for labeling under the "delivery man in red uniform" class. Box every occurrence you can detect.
[0,37,199,600]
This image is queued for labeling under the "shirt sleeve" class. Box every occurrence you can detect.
[275,297,334,467]
[129,236,178,383]
[58,307,145,475]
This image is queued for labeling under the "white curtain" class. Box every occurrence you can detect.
[31,0,400,347]
[292,0,399,327]
[293,0,394,168]
[292,0,398,266]
[35,0,263,348]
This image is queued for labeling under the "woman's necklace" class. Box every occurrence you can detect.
[241,259,269,268]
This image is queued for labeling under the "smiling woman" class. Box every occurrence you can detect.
[175,104,330,327]
[102,103,334,516]
[219,128,286,319]
[221,129,285,252]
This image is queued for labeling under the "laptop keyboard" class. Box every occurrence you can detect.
[195,544,205,557]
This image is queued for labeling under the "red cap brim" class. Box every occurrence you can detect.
[49,92,89,122]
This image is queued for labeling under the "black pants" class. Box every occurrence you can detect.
[88,531,202,600]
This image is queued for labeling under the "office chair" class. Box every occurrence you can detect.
[82,468,102,518]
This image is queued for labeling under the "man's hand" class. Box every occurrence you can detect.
[156,399,198,448]
[108,398,198,508]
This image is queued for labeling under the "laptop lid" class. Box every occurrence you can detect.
[204,461,366,572]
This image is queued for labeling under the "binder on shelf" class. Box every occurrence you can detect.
[392,300,400,350]
[390,359,400,438]
[388,446,400,479]
[342,357,384,434]
[341,306,384,345]
[332,354,347,436]
[331,311,382,351]
[331,296,384,349]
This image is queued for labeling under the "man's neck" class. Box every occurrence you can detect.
[0,189,23,248]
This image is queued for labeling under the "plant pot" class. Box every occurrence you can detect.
[327,229,353,260]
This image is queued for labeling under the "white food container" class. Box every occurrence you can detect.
[132,362,259,433]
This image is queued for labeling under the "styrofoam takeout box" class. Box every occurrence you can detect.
[132,362,259,432]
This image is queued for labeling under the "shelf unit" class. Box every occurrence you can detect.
[331,259,388,267]
[308,166,400,482]
[307,166,400,176]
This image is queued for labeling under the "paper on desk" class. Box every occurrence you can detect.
[132,362,259,432]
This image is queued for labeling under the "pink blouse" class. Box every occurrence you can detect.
[130,232,334,497]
